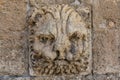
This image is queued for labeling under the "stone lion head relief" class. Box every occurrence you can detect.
[28,4,91,75]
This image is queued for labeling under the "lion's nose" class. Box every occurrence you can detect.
[54,44,65,59]
[53,35,70,59]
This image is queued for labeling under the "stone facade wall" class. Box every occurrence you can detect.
[0,0,120,80]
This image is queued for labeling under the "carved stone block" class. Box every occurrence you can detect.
[28,4,91,76]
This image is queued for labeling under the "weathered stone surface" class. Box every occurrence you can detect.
[31,76,83,80]
[94,74,119,80]
[82,75,93,80]
[0,0,27,75]
[0,77,30,80]
[93,0,120,74]
[28,0,92,76]
[82,74,120,80]
[31,75,95,80]
[29,0,75,5]
[78,0,93,4]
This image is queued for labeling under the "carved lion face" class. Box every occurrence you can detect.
[29,4,90,75]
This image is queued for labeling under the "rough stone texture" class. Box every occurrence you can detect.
[28,0,91,76]
[78,0,93,4]
[29,0,75,5]
[94,73,120,80]
[82,75,93,80]
[0,77,30,80]
[0,0,27,75]
[31,74,120,80]
[31,76,83,80]
[93,0,120,74]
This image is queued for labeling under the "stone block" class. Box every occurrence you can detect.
[0,0,27,75]
[93,0,120,74]
[28,0,92,76]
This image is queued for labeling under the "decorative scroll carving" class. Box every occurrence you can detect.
[28,4,91,75]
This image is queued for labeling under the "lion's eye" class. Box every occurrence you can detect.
[69,32,80,41]
[39,35,55,44]
[39,37,48,43]
[35,14,42,21]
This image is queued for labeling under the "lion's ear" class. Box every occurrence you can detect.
[27,7,44,25]
[76,5,91,29]
[27,0,45,25]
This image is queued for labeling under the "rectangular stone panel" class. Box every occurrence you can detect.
[93,0,120,74]
[0,0,27,75]
[28,0,92,76]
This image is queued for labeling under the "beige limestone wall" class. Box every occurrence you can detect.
[0,0,27,75]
